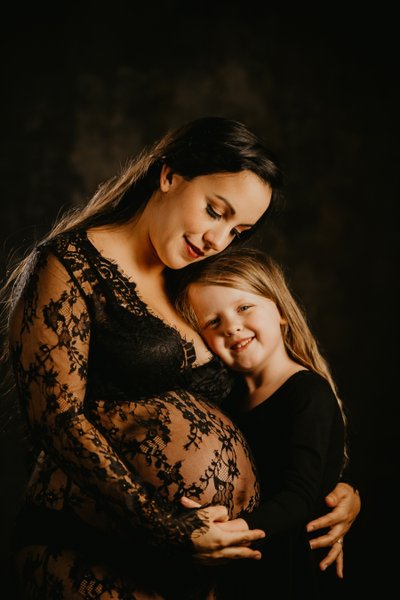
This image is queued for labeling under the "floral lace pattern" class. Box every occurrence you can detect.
[10,231,259,598]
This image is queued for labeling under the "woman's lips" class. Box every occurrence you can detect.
[184,236,204,258]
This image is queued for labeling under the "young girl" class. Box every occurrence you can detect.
[174,246,349,599]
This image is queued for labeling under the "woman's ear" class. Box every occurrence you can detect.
[160,164,174,191]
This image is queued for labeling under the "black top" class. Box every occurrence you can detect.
[221,370,346,598]
[238,370,345,536]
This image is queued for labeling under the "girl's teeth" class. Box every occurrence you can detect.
[233,339,252,350]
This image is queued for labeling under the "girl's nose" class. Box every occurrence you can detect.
[224,322,242,337]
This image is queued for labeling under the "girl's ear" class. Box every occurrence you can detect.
[160,164,174,191]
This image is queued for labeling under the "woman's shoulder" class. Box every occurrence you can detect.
[35,229,102,295]
[39,229,87,256]
[38,229,99,274]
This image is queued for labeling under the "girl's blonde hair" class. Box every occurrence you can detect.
[174,247,348,462]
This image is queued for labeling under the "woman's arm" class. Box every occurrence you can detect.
[10,250,265,557]
[10,252,192,545]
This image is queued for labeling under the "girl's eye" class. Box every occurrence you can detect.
[238,305,251,312]
[205,317,220,329]
[206,204,222,220]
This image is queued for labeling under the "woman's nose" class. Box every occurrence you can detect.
[203,225,231,252]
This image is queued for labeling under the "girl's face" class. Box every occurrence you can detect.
[187,283,286,375]
[147,167,271,269]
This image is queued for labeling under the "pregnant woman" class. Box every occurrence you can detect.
[1,117,360,599]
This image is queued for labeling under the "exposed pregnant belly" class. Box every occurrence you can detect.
[95,389,260,518]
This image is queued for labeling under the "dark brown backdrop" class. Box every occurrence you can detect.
[1,3,398,597]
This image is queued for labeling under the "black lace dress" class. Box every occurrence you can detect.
[9,230,260,599]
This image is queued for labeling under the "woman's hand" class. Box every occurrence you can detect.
[181,497,265,565]
[306,482,361,576]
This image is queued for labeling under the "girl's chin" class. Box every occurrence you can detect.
[231,360,255,372]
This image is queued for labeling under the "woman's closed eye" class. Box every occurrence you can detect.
[206,203,241,238]
[206,203,222,220]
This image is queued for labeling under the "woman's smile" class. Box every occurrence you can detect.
[184,236,205,259]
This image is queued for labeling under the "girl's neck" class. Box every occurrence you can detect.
[243,359,306,411]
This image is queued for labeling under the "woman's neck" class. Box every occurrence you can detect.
[88,217,164,278]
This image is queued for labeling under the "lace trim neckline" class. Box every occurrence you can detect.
[76,229,216,371]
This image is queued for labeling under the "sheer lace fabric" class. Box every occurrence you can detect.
[10,231,259,598]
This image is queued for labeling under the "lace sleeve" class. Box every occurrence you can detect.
[9,250,204,548]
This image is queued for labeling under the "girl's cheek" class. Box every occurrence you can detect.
[212,340,224,356]
[204,334,218,352]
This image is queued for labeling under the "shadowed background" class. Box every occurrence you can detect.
[1,3,398,596]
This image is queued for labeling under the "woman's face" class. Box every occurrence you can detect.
[147,166,271,269]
